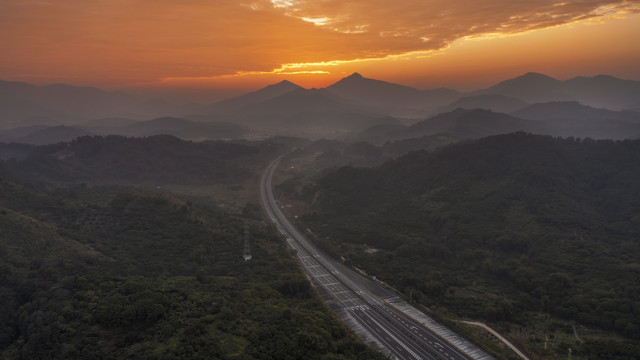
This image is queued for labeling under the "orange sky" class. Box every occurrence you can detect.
[1,0,639,97]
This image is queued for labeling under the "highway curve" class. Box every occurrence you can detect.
[261,154,495,360]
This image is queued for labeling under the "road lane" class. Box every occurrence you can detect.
[261,154,494,360]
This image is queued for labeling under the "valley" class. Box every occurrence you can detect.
[3,2,640,359]
[1,72,639,360]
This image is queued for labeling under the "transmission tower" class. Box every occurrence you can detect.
[243,222,252,261]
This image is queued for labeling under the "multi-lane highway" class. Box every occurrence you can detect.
[261,154,495,360]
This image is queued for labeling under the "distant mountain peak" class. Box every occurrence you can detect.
[266,79,301,89]
[475,72,567,104]
[522,71,550,77]
[324,71,463,113]
[334,72,367,85]
[276,79,297,86]
[210,79,302,111]
[514,72,560,82]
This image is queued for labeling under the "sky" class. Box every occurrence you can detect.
[1,0,639,101]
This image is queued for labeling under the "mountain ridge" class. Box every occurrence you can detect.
[209,79,303,114]
[2,72,639,139]
[326,72,460,115]
[476,72,640,110]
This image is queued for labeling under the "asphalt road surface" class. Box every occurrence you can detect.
[261,154,494,360]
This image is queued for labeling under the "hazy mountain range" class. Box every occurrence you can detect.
[0,117,247,145]
[358,103,640,144]
[0,80,204,127]
[1,72,639,143]
[472,72,640,110]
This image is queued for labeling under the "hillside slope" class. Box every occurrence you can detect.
[292,133,640,359]
[2,135,261,185]
[0,154,383,359]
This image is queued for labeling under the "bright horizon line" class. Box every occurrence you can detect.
[4,70,637,91]
[3,70,638,105]
[2,1,638,101]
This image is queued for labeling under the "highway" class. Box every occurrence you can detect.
[261,154,495,360]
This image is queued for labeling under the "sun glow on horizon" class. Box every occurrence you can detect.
[1,0,639,92]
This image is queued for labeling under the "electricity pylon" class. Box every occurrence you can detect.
[243,222,252,261]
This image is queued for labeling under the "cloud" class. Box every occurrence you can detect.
[0,0,638,85]
[0,0,356,79]
[269,0,640,46]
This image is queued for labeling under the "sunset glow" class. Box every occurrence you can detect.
[1,0,639,94]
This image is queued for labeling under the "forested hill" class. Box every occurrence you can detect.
[314,133,640,236]
[0,134,383,359]
[0,177,384,359]
[297,132,640,358]
[0,135,263,184]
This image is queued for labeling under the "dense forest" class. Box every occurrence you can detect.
[0,136,384,359]
[284,133,640,359]
[0,135,273,185]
